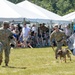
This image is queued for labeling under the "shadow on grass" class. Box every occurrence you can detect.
[2,66,27,69]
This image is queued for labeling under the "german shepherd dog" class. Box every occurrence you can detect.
[57,48,71,63]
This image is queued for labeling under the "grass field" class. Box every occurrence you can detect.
[0,47,75,75]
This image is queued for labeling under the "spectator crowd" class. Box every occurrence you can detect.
[4,22,73,49]
[8,23,50,49]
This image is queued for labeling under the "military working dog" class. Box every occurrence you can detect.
[56,48,71,63]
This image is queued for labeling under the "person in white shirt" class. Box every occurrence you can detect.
[64,25,72,38]
[31,24,37,33]
[67,33,75,55]
[20,23,30,47]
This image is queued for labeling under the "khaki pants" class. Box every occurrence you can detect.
[0,42,11,65]
[55,41,63,59]
[23,37,28,47]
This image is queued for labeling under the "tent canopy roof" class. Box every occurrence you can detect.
[17,0,62,20]
[62,11,75,21]
[0,0,50,20]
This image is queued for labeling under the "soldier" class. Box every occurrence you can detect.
[50,24,67,59]
[0,21,13,66]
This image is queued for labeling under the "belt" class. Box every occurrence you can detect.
[57,38,63,42]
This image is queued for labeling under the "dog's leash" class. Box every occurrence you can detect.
[51,46,55,52]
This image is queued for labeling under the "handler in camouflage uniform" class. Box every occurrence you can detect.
[50,24,67,59]
[0,21,13,66]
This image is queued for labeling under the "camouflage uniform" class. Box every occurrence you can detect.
[0,22,13,66]
[50,29,67,59]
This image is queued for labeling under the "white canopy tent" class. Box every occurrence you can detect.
[0,0,21,18]
[62,12,75,21]
[62,12,75,25]
[0,0,51,23]
[17,0,70,25]
[17,0,62,21]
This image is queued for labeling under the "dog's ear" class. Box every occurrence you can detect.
[66,49,69,53]
[57,50,62,54]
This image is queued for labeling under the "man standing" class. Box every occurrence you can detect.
[20,23,30,48]
[0,21,13,66]
[50,24,67,59]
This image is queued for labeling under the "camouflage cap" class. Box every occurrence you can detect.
[3,21,9,26]
[53,24,59,28]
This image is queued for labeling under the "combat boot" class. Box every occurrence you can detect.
[0,63,1,65]
[55,56,57,59]
[0,60,2,65]
[5,63,8,66]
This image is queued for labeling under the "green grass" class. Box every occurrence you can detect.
[0,47,75,75]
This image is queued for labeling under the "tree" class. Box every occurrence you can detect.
[7,0,75,16]
[56,0,73,16]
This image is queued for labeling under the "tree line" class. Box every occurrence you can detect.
[8,0,75,16]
